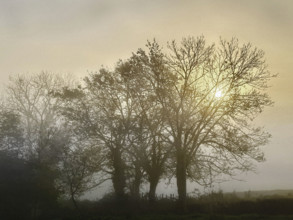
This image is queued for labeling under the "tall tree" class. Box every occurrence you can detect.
[57,68,139,200]
[150,36,274,209]
[119,43,172,202]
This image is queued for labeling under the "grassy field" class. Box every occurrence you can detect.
[78,214,293,220]
[56,193,293,220]
[5,191,293,219]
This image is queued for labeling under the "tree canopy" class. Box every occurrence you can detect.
[0,36,275,212]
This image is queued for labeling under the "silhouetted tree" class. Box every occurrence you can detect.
[4,72,74,211]
[118,43,172,202]
[0,146,59,219]
[148,37,274,209]
[0,151,33,220]
[56,70,138,201]
[57,138,106,209]
[0,107,24,157]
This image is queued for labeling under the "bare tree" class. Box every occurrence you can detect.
[58,138,106,209]
[4,72,76,210]
[148,36,275,209]
[120,44,172,202]
[57,68,140,201]
[5,72,74,163]
[51,86,107,209]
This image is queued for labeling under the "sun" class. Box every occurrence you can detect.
[215,90,222,98]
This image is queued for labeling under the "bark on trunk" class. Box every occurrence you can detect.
[131,164,143,199]
[148,177,159,203]
[112,148,126,200]
[147,140,162,203]
[176,150,187,211]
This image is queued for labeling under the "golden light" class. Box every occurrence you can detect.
[215,90,222,98]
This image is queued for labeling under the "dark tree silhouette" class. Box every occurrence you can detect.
[0,151,34,220]
[57,137,106,209]
[148,37,274,209]
[56,70,139,201]
[116,43,172,202]
[0,108,24,157]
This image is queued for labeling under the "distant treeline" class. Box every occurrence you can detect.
[0,36,275,219]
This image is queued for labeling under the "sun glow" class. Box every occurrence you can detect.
[215,90,222,98]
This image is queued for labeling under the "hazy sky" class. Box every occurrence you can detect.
[1,0,293,196]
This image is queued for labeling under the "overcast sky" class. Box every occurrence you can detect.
[1,0,293,196]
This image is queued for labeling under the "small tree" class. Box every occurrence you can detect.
[58,140,105,209]
[53,87,107,209]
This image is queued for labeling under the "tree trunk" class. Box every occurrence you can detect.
[176,150,187,211]
[112,147,126,200]
[149,176,159,203]
[71,194,79,210]
[131,164,143,199]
